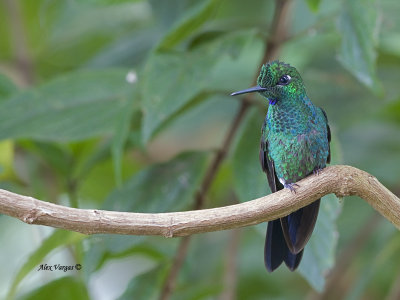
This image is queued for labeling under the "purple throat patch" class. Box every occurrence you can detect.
[269,98,277,105]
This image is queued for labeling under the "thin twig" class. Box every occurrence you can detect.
[219,229,240,300]
[159,236,191,300]
[1,166,399,235]
[3,0,35,85]
[194,100,250,210]
[263,0,291,62]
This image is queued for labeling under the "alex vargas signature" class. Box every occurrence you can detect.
[37,263,82,272]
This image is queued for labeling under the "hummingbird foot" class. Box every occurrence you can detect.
[312,166,324,176]
[279,178,299,193]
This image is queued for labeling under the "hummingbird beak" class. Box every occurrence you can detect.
[230,85,268,96]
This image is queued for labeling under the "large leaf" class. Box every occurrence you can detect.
[112,89,138,186]
[345,222,398,300]
[7,230,86,300]
[118,265,166,300]
[298,194,341,291]
[20,277,89,300]
[38,2,150,72]
[86,28,163,68]
[119,231,227,300]
[337,0,382,93]
[171,232,226,299]
[141,30,262,143]
[0,69,136,142]
[155,0,221,51]
[84,152,208,275]
[103,151,208,213]
[0,73,17,100]
[232,108,270,203]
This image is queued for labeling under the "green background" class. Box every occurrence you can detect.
[0,0,399,299]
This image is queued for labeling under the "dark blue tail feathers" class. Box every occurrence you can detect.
[264,219,303,272]
[265,199,320,272]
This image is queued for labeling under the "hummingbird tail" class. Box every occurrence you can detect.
[284,248,303,271]
[265,219,302,272]
[281,199,321,254]
[265,219,286,272]
[265,199,321,272]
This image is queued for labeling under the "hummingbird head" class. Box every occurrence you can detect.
[231,61,306,105]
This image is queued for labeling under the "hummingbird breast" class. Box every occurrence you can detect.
[267,105,329,183]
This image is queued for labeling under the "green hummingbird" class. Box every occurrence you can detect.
[231,61,331,271]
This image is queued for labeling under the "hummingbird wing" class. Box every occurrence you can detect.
[260,124,304,271]
[320,107,331,163]
[259,123,278,193]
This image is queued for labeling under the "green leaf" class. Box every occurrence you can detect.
[20,277,90,300]
[156,0,221,51]
[232,108,270,202]
[337,0,382,94]
[345,222,398,300]
[0,73,17,100]
[306,0,322,12]
[7,230,86,300]
[111,90,137,186]
[298,194,341,291]
[119,232,227,300]
[86,28,163,68]
[103,151,208,213]
[173,232,226,298]
[141,30,262,142]
[118,265,166,300]
[84,152,208,274]
[0,69,136,142]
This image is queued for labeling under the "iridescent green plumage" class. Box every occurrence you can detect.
[232,61,331,271]
[258,62,330,185]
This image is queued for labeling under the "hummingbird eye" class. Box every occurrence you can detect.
[277,74,291,86]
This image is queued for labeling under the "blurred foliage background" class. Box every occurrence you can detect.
[0,0,399,299]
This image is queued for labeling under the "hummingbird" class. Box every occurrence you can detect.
[231,61,331,271]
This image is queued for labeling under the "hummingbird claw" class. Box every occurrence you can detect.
[285,183,299,193]
[279,178,299,193]
[313,166,324,176]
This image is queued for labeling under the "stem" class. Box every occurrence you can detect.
[3,0,35,85]
[159,236,191,300]
[219,229,240,300]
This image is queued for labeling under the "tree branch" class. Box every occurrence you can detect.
[1,165,399,236]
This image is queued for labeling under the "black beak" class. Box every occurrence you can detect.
[230,85,268,96]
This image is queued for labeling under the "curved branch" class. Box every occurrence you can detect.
[1,165,399,236]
